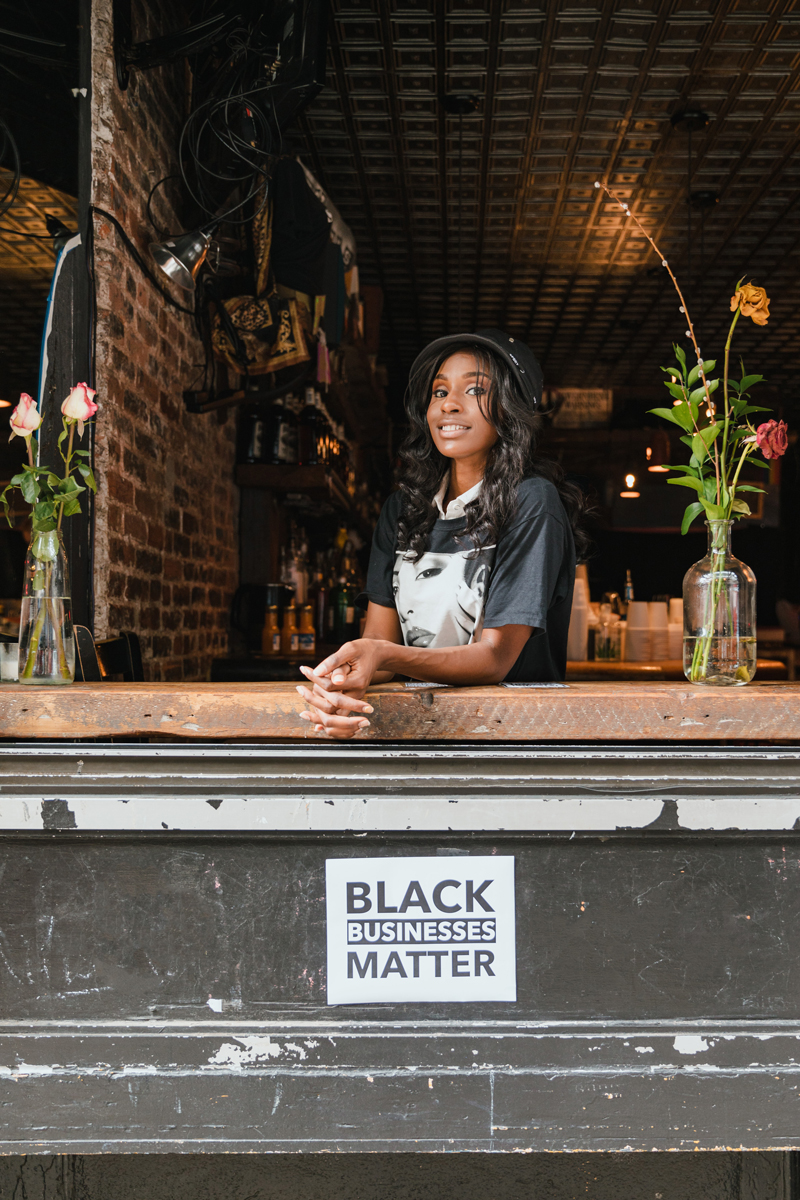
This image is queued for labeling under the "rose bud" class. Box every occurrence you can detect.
[9,392,42,441]
[61,382,98,423]
[61,382,98,436]
[756,419,789,460]
[730,283,770,326]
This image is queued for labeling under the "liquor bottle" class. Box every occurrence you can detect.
[311,551,327,643]
[241,406,265,463]
[261,605,280,656]
[329,573,358,642]
[298,387,319,466]
[283,393,299,464]
[267,396,292,465]
[624,569,634,603]
[280,602,299,656]
[286,535,306,605]
[298,604,316,657]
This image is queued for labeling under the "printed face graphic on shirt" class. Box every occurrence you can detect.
[392,546,495,648]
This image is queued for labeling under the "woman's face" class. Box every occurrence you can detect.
[426,352,498,465]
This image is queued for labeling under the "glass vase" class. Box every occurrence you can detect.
[18,530,75,685]
[683,519,756,686]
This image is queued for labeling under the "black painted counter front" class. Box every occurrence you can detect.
[1,738,800,1152]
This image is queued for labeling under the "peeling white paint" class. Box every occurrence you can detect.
[673,1035,709,1055]
[207,998,224,1013]
[634,1046,654,1054]
[205,1036,312,1068]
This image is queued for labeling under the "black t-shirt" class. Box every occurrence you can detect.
[359,476,576,681]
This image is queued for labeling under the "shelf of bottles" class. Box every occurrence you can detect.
[260,522,365,662]
[236,385,355,511]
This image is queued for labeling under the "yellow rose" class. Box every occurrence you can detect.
[730,283,770,326]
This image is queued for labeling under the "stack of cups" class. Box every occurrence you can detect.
[567,577,589,662]
[625,601,652,662]
[649,601,669,661]
[668,598,684,660]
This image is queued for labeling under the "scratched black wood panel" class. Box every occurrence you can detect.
[1,836,799,1021]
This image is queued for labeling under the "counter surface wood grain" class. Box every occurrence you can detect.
[1,680,799,741]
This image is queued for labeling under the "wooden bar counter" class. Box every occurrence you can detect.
[0,678,798,741]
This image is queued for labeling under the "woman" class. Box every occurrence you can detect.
[297,328,590,737]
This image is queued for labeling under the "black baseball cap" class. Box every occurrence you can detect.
[410,328,544,411]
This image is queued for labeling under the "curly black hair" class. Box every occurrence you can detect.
[396,340,593,563]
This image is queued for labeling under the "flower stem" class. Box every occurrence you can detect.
[57,424,75,534]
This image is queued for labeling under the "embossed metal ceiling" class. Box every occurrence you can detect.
[297,0,800,399]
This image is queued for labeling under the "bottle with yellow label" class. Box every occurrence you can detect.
[280,602,299,656]
[298,603,316,657]
[261,605,280,656]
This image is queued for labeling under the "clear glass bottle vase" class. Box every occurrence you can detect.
[683,519,756,686]
[18,530,75,685]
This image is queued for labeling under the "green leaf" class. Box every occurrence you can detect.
[20,474,38,504]
[668,475,705,495]
[662,381,686,401]
[689,385,710,405]
[703,477,719,503]
[61,497,82,518]
[739,373,764,392]
[731,499,751,516]
[748,458,771,471]
[739,404,771,416]
[674,343,687,367]
[703,502,726,520]
[687,361,716,387]
[649,405,691,430]
[681,501,704,535]
[691,423,721,463]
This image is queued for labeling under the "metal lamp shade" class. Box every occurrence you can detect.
[150,228,211,290]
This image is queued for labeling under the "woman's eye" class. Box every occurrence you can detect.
[467,385,485,396]
[417,567,444,580]
[431,388,447,400]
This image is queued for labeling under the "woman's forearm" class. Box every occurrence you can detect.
[376,631,527,686]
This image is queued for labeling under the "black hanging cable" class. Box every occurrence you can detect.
[89,205,196,316]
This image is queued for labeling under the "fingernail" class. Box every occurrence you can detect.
[363,705,374,714]
[299,712,310,721]
[296,686,304,694]
[314,724,324,731]
[358,720,370,729]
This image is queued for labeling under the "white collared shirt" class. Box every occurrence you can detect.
[433,473,483,520]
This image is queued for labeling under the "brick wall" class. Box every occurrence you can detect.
[90,0,238,680]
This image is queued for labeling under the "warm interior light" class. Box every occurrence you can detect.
[620,472,640,499]
[646,446,652,460]
[0,399,11,408]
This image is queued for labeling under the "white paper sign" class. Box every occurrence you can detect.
[325,856,516,1005]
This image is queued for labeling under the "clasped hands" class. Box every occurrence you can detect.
[296,638,384,738]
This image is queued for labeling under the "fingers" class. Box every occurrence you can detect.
[309,644,356,680]
[296,683,373,717]
[299,704,371,739]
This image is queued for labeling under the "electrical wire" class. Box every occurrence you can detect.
[0,117,20,219]
[90,205,196,316]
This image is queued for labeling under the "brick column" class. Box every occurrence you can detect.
[90,0,238,681]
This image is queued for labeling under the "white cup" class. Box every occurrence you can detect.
[669,598,684,626]
[624,626,652,662]
[626,601,650,628]
[0,642,19,682]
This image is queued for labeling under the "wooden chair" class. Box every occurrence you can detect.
[74,627,144,682]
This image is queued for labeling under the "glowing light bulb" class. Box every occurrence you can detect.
[620,472,640,499]
[625,474,635,489]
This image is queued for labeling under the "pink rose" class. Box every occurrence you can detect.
[9,392,42,441]
[61,382,98,424]
[756,419,789,460]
